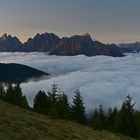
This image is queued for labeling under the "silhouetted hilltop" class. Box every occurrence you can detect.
[0,63,48,83]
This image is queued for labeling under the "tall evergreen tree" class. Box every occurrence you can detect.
[5,84,29,109]
[99,105,106,128]
[33,90,48,114]
[14,84,23,105]
[134,111,140,139]
[90,105,106,130]
[47,82,59,107]
[56,93,70,119]
[5,84,15,104]
[14,84,29,109]
[47,82,60,118]
[115,95,138,137]
[106,107,119,131]
[33,83,71,119]
[90,109,100,129]
[71,89,86,124]
[20,95,29,109]
[0,83,5,99]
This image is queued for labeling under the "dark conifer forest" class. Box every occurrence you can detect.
[0,82,140,139]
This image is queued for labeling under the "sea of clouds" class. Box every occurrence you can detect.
[0,52,140,112]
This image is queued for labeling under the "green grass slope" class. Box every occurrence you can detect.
[0,100,136,140]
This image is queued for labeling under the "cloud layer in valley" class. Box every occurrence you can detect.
[0,52,140,112]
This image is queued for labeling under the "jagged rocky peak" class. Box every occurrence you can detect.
[81,33,97,41]
[49,33,123,57]
[35,32,60,38]
[0,32,123,57]
[26,32,60,42]
[68,33,93,42]
[34,33,40,38]
[81,33,91,37]
[0,33,22,52]
[80,33,92,39]
[22,32,61,52]
[0,33,20,42]
[0,33,10,41]
[1,33,8,38]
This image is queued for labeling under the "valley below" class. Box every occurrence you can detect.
[0,52,140,112]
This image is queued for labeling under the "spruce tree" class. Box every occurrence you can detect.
[134,111,140,139]
[14,84,29,109]
[0,83,5,99]
[47,82,60,118]
[115,95,138,137]
[100,105,106,129]
[47,82,59,107]
[5,84,15,104]
[71,89,86,124]
[107,107,118,131]
[56,93,70,119]
[5,84,29,109]
[90,109,100,129]
[14,84,23,105]
[20,95,29,109]
[33,90,48,114]
[90,105,106,130]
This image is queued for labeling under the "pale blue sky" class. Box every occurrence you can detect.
[0,0,140,43]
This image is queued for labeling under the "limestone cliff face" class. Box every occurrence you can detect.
[50,34,123,57]
[0,33,22,51]
[0,33,123,57]
[22,33,60,52]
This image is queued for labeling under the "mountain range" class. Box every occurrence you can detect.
[0,33,124,57]
[119,42,140,53]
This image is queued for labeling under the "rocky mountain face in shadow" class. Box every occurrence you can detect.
[119,42,140,53]
[50,34,123,57]
[0,33,22,51]
[21,33,60,52]
[0,33,123,57]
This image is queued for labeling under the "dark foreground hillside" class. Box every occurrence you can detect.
[0,63,48,83]
[0,100,135,140]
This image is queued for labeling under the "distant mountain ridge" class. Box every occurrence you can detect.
[22,33,60,52]
[49,34,123,57]
[0,33,22,51]
[0,33,123,57]
[119,42,140,53]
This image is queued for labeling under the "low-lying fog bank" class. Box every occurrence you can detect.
[0,52,140,112]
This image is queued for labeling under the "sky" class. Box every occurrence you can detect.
[0,0,140,43]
